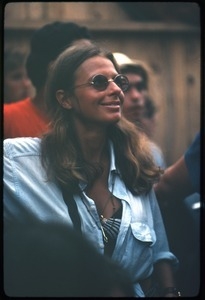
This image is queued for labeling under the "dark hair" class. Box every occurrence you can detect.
[26,21,91,90]
[5,223,135,297]
[41,43,161,195]
[120,64,149,89]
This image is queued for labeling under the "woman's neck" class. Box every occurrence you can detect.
[82,134,108,163]
[75,121,109,163]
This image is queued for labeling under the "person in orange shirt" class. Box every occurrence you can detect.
[4,21,92,139]
[4,48,33,104]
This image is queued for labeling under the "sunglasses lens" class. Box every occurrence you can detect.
[92,74,129,91]
[114,75,129,92]
[93,75,108,91]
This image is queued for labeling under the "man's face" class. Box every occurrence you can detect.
[122,73,147,124]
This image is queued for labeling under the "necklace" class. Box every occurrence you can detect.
[100,192,116,224]
[80,178,115,243]
[80,193,109,243]
[99,177,115,225]
[99,192,116,244]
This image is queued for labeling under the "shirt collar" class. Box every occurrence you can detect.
[109,141,118,173]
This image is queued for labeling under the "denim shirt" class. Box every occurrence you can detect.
[3,137,178,297]
[184,131,200,193]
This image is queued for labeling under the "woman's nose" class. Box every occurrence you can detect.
[108,80,123,94]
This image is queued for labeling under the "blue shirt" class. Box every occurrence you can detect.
[184,132,200,193]
[3,137,178,297]
[150,141,167,169]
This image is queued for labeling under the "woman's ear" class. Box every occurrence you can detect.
[56,90,73,109]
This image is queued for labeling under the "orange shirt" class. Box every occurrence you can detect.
[4,97,49,139]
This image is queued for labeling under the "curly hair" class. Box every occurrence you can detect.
[41,43,161,195]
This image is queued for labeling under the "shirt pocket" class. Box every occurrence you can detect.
[131,222,156,246]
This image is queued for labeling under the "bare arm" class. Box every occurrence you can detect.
[140,260,180,297]
[154,156,194,206]
[153,260,181,297]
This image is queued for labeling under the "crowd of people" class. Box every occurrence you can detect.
[4,21,92,139]
[3,20,201,298]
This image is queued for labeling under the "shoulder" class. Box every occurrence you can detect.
[149,141,166,168]
[184,132,200,192]
[149,141,162,154]
[184,131,200,171]
[185,132,200,160]
[4,137,41,159]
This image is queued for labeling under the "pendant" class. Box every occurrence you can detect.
[100,214,108,223]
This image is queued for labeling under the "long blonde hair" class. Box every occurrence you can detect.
[41,43,162,194]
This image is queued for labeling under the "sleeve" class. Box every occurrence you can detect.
[184,132,200,193]
[3,104,11,139]
[149,189,179,269]
[150,142,167,169]
[3,140,16,221]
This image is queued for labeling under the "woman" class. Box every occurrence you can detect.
[4,43,180,297]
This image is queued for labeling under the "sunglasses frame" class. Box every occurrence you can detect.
[74,74,129,92]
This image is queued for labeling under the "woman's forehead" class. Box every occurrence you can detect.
[81,55,114,69]
[76,56,117,78]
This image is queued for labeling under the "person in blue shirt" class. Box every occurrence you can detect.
[4,43,179,297]
[184,131,200,193]
[154,131,201,297]
[154,131,200,204]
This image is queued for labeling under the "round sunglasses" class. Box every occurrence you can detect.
[74,74,129,92]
